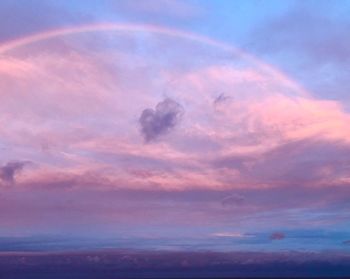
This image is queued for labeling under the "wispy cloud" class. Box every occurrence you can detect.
[212,232,253,238]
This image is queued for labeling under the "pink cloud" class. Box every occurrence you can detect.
[0,26,349,199]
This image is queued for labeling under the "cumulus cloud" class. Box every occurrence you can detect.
[139,98,184,142]
[0,161,29,184]
[270,232,285,240]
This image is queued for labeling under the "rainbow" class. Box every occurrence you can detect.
[0,22,308,96]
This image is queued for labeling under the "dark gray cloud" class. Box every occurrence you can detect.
[139,98,184,142]
[270,232,285,240]
[0,161,29,184]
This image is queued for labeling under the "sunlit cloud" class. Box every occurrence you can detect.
[0,0,349,257]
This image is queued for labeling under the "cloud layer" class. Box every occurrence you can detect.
[0,1,350,253]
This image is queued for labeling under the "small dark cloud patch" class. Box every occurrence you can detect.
[343,240,350,245]
[139,98,184,142]
[0,161,29,184]
[214,93,230,105]
[270,232,286,240]
[221,194,244,207]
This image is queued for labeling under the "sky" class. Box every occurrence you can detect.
[1,0,350,254]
